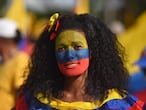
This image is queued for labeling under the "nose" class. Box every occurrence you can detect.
[65,50,75,61]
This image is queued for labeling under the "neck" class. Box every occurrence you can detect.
[61,70,91,102]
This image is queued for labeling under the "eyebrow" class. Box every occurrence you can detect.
[56,41,84,45]
[72,41,84,45]
[56,43,66,47]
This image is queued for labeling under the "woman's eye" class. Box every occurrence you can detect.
[74,45,82,50]
[57,47,65,52]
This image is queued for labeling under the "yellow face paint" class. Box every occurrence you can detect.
[55,30,88,51]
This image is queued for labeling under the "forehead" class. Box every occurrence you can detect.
[56,30,87,43]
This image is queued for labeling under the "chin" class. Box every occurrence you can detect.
[62,72,84,77]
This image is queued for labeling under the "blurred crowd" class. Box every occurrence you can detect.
[0,18,29,110]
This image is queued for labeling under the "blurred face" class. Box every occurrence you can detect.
[0,37,14,50]
[55,30,89,76]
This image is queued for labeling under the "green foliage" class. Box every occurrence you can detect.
[0,0,7,16]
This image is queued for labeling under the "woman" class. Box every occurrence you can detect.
[14,13,146,110]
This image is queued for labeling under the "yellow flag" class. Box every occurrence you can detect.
[73,0,89,14]
[118,11,146,74]
[4,0,29,33]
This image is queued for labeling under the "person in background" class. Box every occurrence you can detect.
[128,47,146,102]
[14,13,146,110]
[0,18,29,110]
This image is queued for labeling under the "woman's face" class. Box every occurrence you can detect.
[55,30,89,76]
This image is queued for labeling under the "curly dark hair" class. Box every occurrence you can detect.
[22,13,129,101]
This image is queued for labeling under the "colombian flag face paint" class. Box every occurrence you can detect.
[55,30,89,76]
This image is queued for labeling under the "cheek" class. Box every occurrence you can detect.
[55,52,65,63]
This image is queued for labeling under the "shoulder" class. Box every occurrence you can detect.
[100,94,146,110]
[14,51,29,64]
[15,91,54,110]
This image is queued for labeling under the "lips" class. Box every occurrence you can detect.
[64,61,80,68]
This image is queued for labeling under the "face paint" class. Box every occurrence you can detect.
[55,30,89,76]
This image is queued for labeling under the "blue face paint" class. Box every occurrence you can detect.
[55,49,89,63]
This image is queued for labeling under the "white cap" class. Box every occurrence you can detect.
[0,18,18,38]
